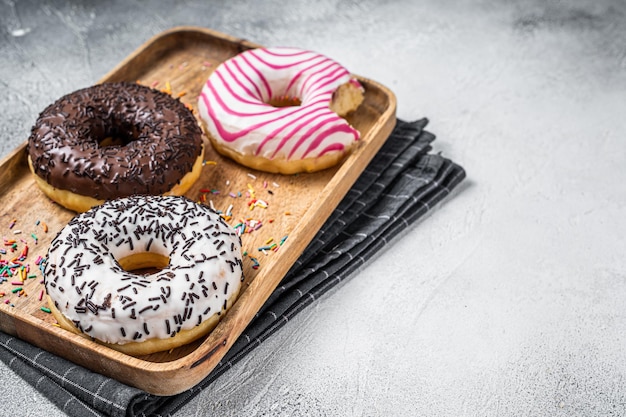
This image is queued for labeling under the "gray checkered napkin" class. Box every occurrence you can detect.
[0,118,466,417]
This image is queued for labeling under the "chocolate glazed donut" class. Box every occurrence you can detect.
[27,82,205,212]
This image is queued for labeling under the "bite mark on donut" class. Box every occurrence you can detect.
[197,47,365,173]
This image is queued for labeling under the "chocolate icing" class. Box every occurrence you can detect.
[27,82,203,200]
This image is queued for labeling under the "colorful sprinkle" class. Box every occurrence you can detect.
[1,218,47,311]
[247,184,256,199]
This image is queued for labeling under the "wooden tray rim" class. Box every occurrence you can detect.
[0,25,397,393]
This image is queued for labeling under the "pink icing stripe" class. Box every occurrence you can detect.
[226,59,265,101]
[201,81,276,119]
[213,60,337,113]
[286,116,336,159]
[249,48,324,71]
[317,142,346,156]
[198,47,361,162]
[208,70,278,113]
[290,118,358,159]
[302,124,359,158]
[303,66,349,96]
[200,88,332,143]
[283,57,333,95]
[200,92,284,141]
[269,111,331,159]
[261,48,313,58]
[239,53,273,100]
[299,63,346,99]
[257,106,328,156]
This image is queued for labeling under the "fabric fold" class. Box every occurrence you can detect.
[0,118,465,417]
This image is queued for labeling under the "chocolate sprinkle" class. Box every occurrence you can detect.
[27,82,203,200]
[43,195,243,348]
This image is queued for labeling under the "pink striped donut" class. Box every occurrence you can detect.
[197,47,364,174]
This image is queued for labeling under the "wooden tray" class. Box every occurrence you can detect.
[0,26,396,395]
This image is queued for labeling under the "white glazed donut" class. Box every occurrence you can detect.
[197,47,365,174]
[43,195,243,356]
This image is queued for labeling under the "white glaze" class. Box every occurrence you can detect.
[197,47,362,161]
[43,195,243,345]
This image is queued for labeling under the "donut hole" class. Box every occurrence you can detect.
[117,253,170,275]
[267,95,302,108]
[97,122,139,148]
[98,136,129,148]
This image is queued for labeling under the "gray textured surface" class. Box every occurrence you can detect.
[2,0,626,416]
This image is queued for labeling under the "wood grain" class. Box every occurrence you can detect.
[0,26,396,395]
